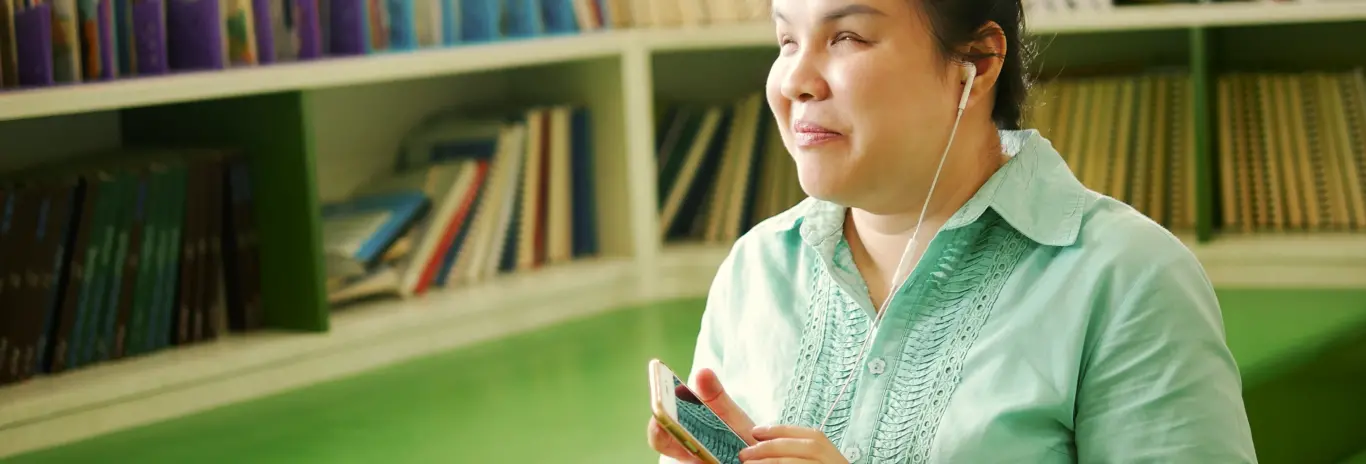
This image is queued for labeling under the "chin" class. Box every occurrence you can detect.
[794,163,854,206]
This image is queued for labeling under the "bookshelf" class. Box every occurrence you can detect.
[6,2,1366,124]
[1,1,1365,460]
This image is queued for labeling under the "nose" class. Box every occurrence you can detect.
[779,48,830,103]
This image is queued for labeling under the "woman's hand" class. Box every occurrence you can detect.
[647,368,758,462]
[739,425,849,464]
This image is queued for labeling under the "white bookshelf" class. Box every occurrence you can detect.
[2,2,1366,459]
[7,2,1366,123]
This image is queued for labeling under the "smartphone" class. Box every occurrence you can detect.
[649,359,749,464]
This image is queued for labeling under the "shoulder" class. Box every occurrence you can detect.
[1065,193,1227,356]
[1070,193,1209,290]
[700,198,815,329]
[712,197,815,283]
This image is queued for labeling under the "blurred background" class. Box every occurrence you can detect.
[0,0,1364,462]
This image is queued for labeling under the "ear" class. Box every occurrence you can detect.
[958,21,1008,108]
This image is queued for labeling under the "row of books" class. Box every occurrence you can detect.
[655,93,802,244]
[655,81,1199,244]
[1025,70,1200,231]
[1017,69,1366,233]
[0,150,263,387]
[1215,71,1366,232]
[1023,0,1115,14]
[655,82,1195,245]
[322,104,600,306]
[618,0,768,29]
[0,0,599,89]
[658,69,1366,244]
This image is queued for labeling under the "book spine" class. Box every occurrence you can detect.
[252,0,274,62]
[0,190,15,384]
[97,0,116,78]
[35,183,78,375]
[14,3,55,86]
[127,168,164,356]
[175,161,201,345]
[131,0,169,74]
[295,0,322,58]
[386,0,416,50]
[51,0,83,82]
[328,0,365,54]
[167,0,227,70]
[111,173,147,359]
[51,177,97,372]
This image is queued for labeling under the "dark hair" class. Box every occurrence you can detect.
[918,0,1032,130]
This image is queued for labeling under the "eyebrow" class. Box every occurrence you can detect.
[772,3,887,23]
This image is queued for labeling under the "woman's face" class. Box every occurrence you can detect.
[767,0,962,212]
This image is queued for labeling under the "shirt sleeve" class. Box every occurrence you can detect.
[1074,251,1258,463]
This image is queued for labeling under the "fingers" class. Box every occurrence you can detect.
[739,438,822,461]
[750,425,828,441]
[692,368,759,444]
[647,417,699,463]
[741,460,819,464]
[741,426,843,464]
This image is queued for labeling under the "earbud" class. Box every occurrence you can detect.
[957,62,976,111]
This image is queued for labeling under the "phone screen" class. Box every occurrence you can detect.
[669,374,748,463]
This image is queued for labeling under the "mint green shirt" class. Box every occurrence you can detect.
[671,130,1257,463]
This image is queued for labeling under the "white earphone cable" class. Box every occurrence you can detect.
[817,64,975,432]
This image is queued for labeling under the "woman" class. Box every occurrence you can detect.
[649,0,1258,462]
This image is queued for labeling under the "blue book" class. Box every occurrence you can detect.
[502,0,542,38]
[460,0,501,42]
[570,107,598,257]
[439,0,461,45]
[386,0,417,50]
[321,190,430,277]
[538,0,576,35]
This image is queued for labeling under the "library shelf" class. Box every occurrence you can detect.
[0,257,654,459]
[637,2,1366,51]
[5,2,1366,122]
[1026,1,1366,34]
[1197,233,1366,288]
[1,3,1365,460]
[0,32,629,123]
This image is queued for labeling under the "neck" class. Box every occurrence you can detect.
[851,125,1005,241]
[842,122,1007,307]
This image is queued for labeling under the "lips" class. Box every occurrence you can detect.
[792,120,843,147]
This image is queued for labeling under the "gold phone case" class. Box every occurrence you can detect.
[649,359,722,464]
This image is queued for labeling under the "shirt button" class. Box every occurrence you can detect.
[844,447,862,462]
[868,358,886,375]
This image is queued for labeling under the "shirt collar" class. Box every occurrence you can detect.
[790,129,1088,248]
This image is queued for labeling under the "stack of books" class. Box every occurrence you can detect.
[0,149,263,387]
[322,105,600,306]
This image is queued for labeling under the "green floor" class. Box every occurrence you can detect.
[5,290,1366,464]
